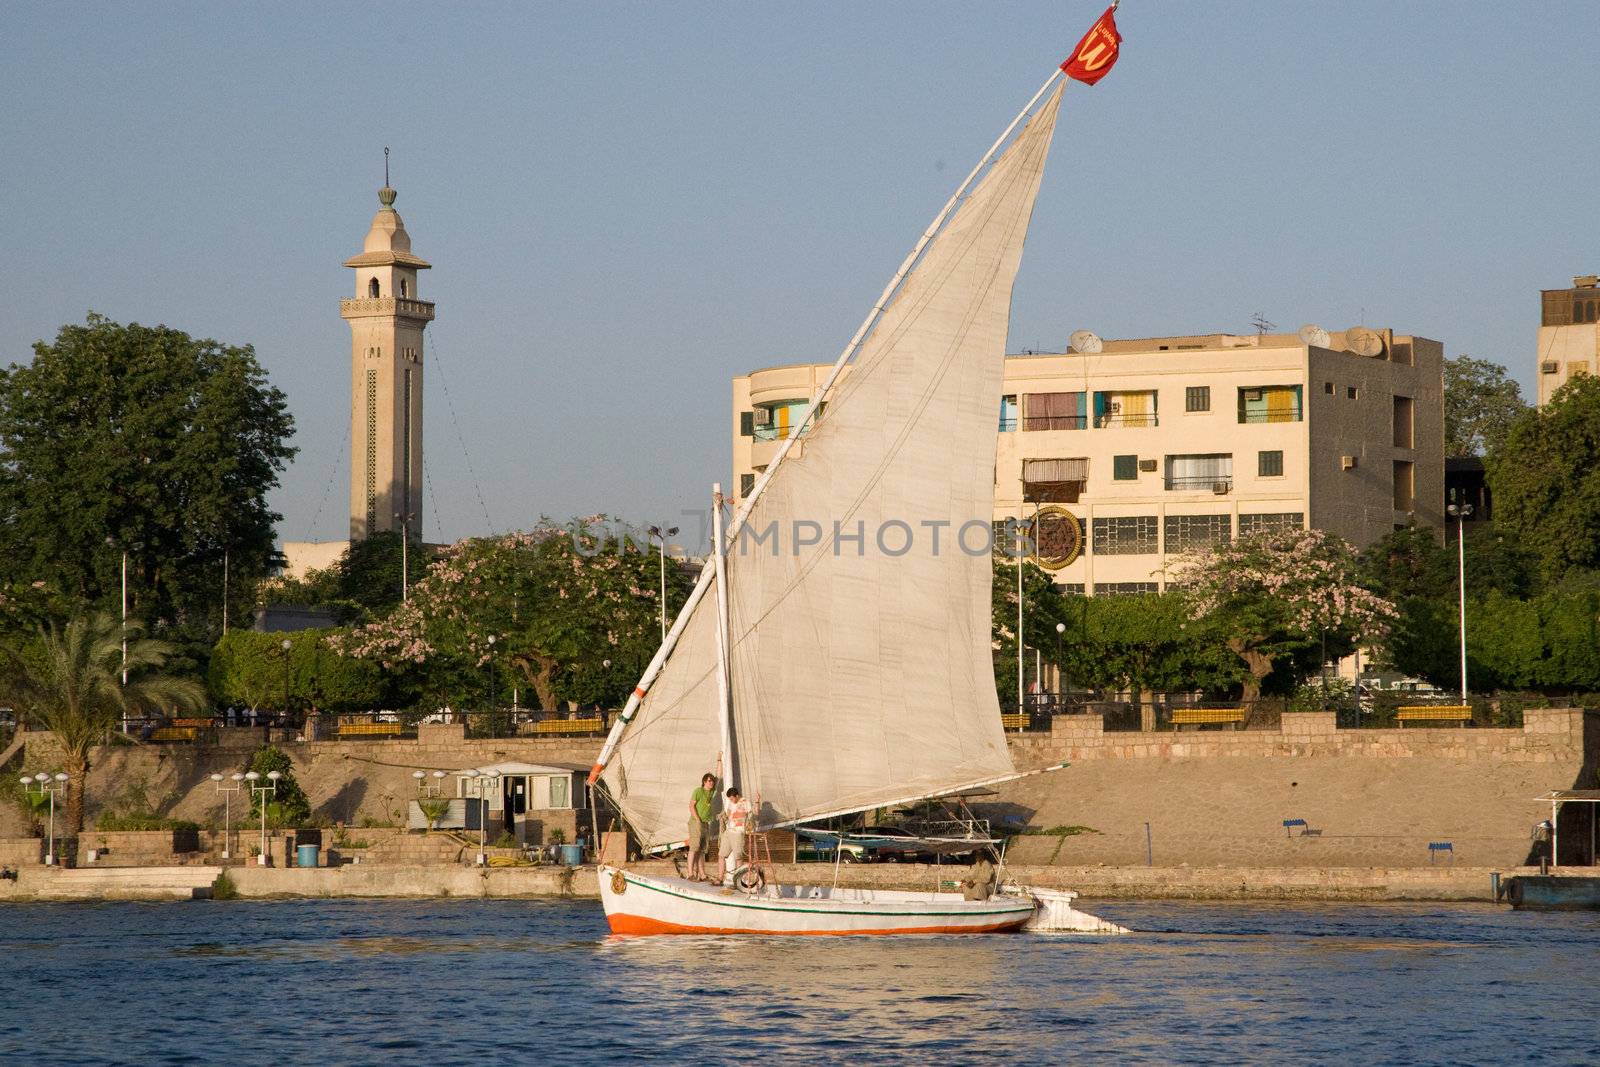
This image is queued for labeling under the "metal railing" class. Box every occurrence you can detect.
[1165,475,1233,492]
[1237,410,1302,424]
[1022,414,1087,431]
[1094,413,1158,428]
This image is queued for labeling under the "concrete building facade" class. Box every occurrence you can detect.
[1536,274,1600,406]
[733,328,1444,592]
[341,183,434,539]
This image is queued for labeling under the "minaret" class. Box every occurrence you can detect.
[341,163,433,540]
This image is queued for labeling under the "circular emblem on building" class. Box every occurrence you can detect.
[611,870,627,895]
[1032,506,1083,571]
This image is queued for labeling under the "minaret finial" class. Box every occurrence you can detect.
[379,147,397,208]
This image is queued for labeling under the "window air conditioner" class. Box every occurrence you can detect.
[1138,459,1158,472]
[1212,481,1230,494]
[754,408,772,426]
[1541,361,1559,374]
[1341,455,1357,470]
[1244,389,1263,402]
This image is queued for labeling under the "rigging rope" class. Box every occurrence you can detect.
[425,326,497,535]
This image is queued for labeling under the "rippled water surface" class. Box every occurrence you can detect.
[3,898,1595,1064]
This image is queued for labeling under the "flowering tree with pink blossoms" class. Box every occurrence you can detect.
[1173,528,1396,702]
[328,520,683,712]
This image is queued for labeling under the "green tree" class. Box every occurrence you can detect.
[244,744,311,827]
[1358,525,1458,685]
[1063,592,1242,697]
[1444,355,1528,458]
[0,314,296,637]
[1175,529,1395,701]
[991,556,1074,707]
[208,629,386,715]
[0,613,205,832]
[1486,375,1600,584]
[331,520,685,712]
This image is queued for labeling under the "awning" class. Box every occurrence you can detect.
[1023,457,1088,482]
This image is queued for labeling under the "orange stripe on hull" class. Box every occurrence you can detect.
[607,912,1029,937]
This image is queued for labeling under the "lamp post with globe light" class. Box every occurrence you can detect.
[647,525,679,641]
[211,772,245,859]
[1055,621,1067,710]
[21,773,68,865]
[245,770,281,865]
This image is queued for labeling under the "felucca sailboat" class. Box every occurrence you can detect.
[589,7,1131,936]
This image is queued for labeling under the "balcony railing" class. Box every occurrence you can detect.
[752,425,796,442]
[999,417,1018,431]
[1237,409,1302,424]
[1022,415,1087,431]
[1095,413,1158,428]
[1165,476,1233,492]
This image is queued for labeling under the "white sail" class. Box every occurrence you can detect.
[601,85,1064,850]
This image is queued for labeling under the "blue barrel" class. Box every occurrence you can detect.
[559,843,583,866]
[296,844,320,868]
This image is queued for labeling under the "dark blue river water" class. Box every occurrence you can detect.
[2,899,1594,1065]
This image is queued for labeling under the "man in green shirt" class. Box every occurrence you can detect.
[687,773,717,882]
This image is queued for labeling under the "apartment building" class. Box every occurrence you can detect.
[1536,275,1600,405]
[732,327,1444,593]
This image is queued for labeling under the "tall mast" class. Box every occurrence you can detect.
[710,483,736,789]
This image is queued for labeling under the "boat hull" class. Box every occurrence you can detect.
[1504,874,1600,910]
[599,865,1035,936]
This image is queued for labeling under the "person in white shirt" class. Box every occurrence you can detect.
[719,787,752,887]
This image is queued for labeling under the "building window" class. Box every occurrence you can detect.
[999,395,1019,432]
[1346,385,1359,399]
[1570,362,1591,378]
[739,411,754,436]
[364,370,378,532]
[399,278,409,298]
[1239,512,1304,536]
[740,473,755,498]
[1113,455,1139,481]
[753,399,808,441]
[548,775,570,809]
[1093,582,1158,597]
[1185,386,1210,412]
[1023,391,1086,431]
[367,277,380,298]
[1258,450,1284,478]
[1323,382,1334,395]
[1393,460,1414,511]
[1058,583,1087,596]
[1093,390,1158,428]
[1164,514,1231,554]
[1393,395,1414,448]
[1238,385,1302,423]
[1092,516,1158,555]
[1165,453,1233,492]
[1022,457,1088,503]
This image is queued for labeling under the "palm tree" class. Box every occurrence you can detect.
[1,612,204,833]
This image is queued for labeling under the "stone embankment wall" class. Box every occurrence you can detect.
[6,711,1594,873]
[998,709,1597,870]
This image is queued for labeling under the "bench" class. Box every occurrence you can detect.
[1170,707,1246,728]
[338,722,404,738]
[150,726,199,742]
[1429,841,1454,865]
[1000,713,1031,731]
[1282,818,1308,838]
[532,717,605,736]
[1396,705,1472,726]
[169,717,216,729]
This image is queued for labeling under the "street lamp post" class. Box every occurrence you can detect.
[211,772,244,860]
[245,770,282,865]
[1055,621,1066,710]
[648,525,679,642]
[473,773,501,866]
[395,511,417,602]
[1447,503,1475,706]
[280,638,293,723]
[21,773,68,865]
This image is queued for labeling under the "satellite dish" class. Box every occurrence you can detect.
[1068,329,1103,354]
[1346,326,1385,358]
[1298,324,1332,348]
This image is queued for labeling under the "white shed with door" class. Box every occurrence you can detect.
[454,761,587,845]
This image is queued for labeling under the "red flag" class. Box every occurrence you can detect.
[1062,6,1122,85]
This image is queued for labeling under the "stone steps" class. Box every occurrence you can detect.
[363,834,466,866]
[19,865,223,899]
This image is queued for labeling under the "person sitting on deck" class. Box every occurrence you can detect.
[687,772,717,883]
[961,856,996,901]
[720,787,752,888]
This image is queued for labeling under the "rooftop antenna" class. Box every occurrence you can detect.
[384,146,390,187]
[1250,312,1275,335]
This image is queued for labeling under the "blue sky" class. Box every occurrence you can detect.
[2,2,1594,545]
